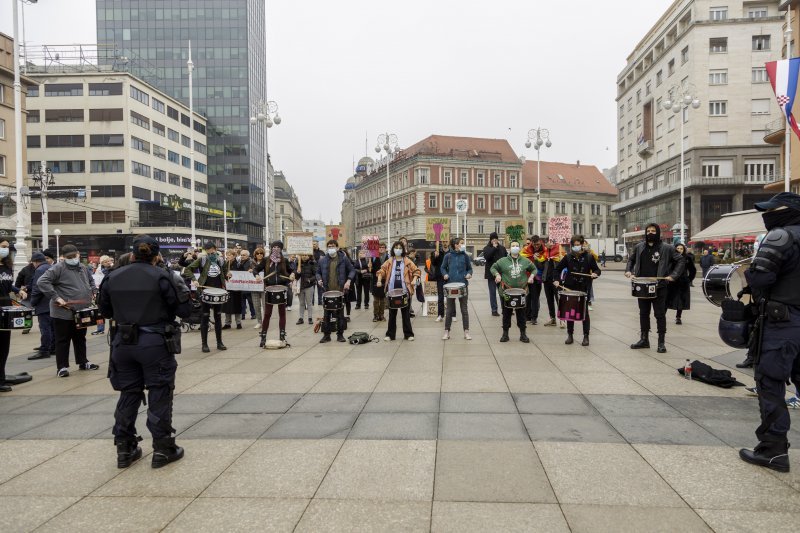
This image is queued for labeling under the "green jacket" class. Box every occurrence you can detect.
[490,255,534,298]
[182,255,229,288]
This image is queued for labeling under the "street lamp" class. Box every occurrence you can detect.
[662,84,701,244]
[250,100,280,243]
[12,0,29,267]
[31,162,54,251]
[524,128,552,237]
[53,228,61,258]
[375,133,399,246]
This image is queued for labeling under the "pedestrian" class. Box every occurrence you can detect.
[739,192,800,473]
[542,238,563,328]
[353,249,372,311]
[441,237,473,340]
[91,255,114,336]
[286,254,297,311]
[371,243,388,322]
[600,250,607,267]
[296,253,316,325]
[36,244,101,377]
[312,240,324,311]
[625,223,685,353]
[182,242,228,353]
[98,234,191,469]
[254,241,293,346]
[222,249,243,330]
[28,252,55,360]
[667,243,696,325]
[554,235,601,346]
[376,241,419,341]
[491,239,534,343]
[250,248,265,329]
[527,237,549,326]
[238,250,257,321]
[316,239,355,343]
[700,248,715,279]
[482,232,507,316]
[341,249,355,321]
[429,240,446,322]
[14,257,34,335]
[0,241,28,392]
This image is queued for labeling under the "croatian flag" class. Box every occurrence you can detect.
[766,59,800,139]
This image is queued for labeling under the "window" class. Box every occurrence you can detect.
[656,70,663,86]
[494,196,502,210]
[90,134,124,147]
[181,135,191,148]
[656,124,664,138]
[444,194,452,209]
[645,80,651,96]
[477,196,485,209]
[90,160,124,173]
[753,35,771,51]
[168,173,180,186]
[710,6,728,20]
[194,161,206,174]
[182,178,191,189]
[181,156,191,169]
[494,221,501,234]
[636,114,642,128]
[709,101,727,115]
[460,171,468,186]
[619,104,624,118]
[668,59,675,76]
[45,135,84,148]
[752,99,771,115]
[88,83,122,96]
[509,197,517,210]
[152,121,165,136]
[31,211,86,224]
[656,97,662,112]
[194,141,206,155]
[168,151,180,164]
[619,127,624,140]
[89,108,123,121]
[152,98,165,114]
[493,174,502,187]
[681,46,689,64]
[709,69,728,85]
[627,120,633,134]
[92,185,125,197]
[0,118,4,140]
[428,194,437,209]
[752,67,769,83]
[167,129,179,142]
[541,222,547,236]
[477,172,485,187]
[45,109,84,122]
[710,37,728,53]
[48,160,84,173]
[130,110,150,130]
[509,174,517,188]
[702,163,720,177]
[26,110,39,123]
[180,113,191,127]
[44,83,82,96]
[132,186,151,200]
[477,220,484,234]
[748,7,768,18]
[627,144,633,157]
[667,115,676,132]
[636,89,641,104]
[27,85,38,97]
[194,121,206,135]
[129,85,150,105]
[153,145,166,159]
[27,135,40,148]
[132,161,151,178]
[745,159,776,182]
[443,170,452,185]
[627,97,632,111]
[153,168,167,182]
[93,211,126,223]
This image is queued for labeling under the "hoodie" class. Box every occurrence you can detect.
[625,224,686,284]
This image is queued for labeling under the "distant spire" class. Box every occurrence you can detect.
[365,131,368,157]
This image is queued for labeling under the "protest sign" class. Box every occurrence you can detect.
[426,218,450,242]
[326,225,346,247]
[285,232,314,255]
[361,235,381,258]
[547,216,573,244]
[226,271,264,292]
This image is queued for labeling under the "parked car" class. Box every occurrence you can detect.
[473,253,486,266]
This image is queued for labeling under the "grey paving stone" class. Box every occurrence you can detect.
[179,413,280,439]
[662,395,760,421]
[587,394,683,418]
[0,395,50,414]
[296,499,430,533]
[606,416,726,446]
[172,393,238,414]
[514,393,597,415]
[691,417,800,448]
[214,393,301,414]
[0,414,60,439]
[288,393,370,413]
[72,396,134,415]
[12,414,112,440]
[438,413,528,441]
[363,392,440,413]
[261,412,357,439]
[561,504,712,533]
[522,414,625,443]
[10,395,108,415]
[440,392,517,413]
[350,412,438,440]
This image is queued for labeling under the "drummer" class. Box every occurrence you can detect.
[316,239,356,343]
[440,237,473,341]
[376,241,420,341]
[254,240,294,346]
[182,242,228,353]
[490,240,534,343]
[553,235,601,346]
[0,241,28,392]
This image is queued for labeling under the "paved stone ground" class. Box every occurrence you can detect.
[2,269,799,532]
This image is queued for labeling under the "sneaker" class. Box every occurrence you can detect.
[296,318,304,325]
[532,319,538,325]
[253,324,261,329]
[384,336,391,341]
[287,307,293,311]
[436,315,443,322]
[787,396,800,409]
[91,330,104,336]
[745,386,758,397]
[57,367,70,378]
[442,331,450,340]
[588,305,593,311]
[453,316,458,322]
[464,331,472,340]
[236,324,242,329]
[559,320,566,329]
[222,324,231,330]
[79,362,100,371]
[491,311,500,317]
[308,318,313,324]
[407,336,415,341]
[543,318,556,327]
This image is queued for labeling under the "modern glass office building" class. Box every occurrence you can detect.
[96,0,268,245]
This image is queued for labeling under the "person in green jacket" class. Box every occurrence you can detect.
[182,241,229,352]
[490,240,534,343]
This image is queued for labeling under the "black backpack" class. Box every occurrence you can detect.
[677,360,745,388]
[347,332,380,345]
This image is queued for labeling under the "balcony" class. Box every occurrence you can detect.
[764,117,786,145]
[637,140,653,156]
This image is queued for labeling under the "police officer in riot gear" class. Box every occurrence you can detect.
[739,192,800,473]
[99,235,191,469]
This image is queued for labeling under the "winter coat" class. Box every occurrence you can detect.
[482,241,507,279]
[316,251,356,292]
[490,255,535,298]
[377,256,421,293]
[555,252,601,293]
[182,254,229,288]
[427,247,446,281]
[441,251,473,285]
[36,261,96,320]
[667,253,696,311]
[29,262,53,315]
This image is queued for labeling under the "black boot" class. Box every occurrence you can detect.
[565,334,574,345]
[630,333,650,349]
[259,332,266,348]
[736,354,755,369]
[500,329,509,343]
[201,328,210,353]
[520,330,530,343]
[739,441,790,473]
[581,335,590,346]
[115,436,143,469]
[152,437,184,469]
[336,333,346,342]
[657,334,666,353]
[319,335,331,343]
[280,330,287,342]
[215,322,227,351]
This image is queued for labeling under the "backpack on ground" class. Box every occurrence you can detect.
[348,331,380,344]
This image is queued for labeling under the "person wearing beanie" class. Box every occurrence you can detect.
[482,232,507,316]
[0,239,28,391]
[28,252,56,360]
[254,240,294,346]
[182,241,228,352]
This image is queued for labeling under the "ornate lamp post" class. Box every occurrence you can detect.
[525,128,552,236]
[250,100,281,243]
[375,133,399,245]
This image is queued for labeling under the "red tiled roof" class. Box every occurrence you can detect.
[522,160,618,195]
[400,135,521,164]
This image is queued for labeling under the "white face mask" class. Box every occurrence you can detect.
[327,248,337,257]
[571,246,582,253]
[510,246,520,255]
[65,257,80,266]
[394,248,403,257]
[0,248,8,259]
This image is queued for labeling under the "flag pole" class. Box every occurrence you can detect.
[786,8,793,193]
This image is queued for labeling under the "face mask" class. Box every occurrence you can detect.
[207,252,218,261]
[65,257,79,266]
[645,233,658,244]
[763,208,800,230]
[394,248,403,257]
[0,248,8,259]
[510,246,520,255]
[327,248,337,257]
[571,246,582,253]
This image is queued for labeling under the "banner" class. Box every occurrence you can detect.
[425,218,450,242]
[285,232,314,255]
[326,225,345,247]
[361,235,381,258]
[547,216,573,245]
[225,271,264,292]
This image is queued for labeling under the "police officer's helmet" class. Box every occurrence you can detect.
[718,318,751,349]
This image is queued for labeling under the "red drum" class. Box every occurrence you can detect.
[557,290,587,322]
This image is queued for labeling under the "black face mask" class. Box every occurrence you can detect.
[645,233,658,244]
[762,208,800,230]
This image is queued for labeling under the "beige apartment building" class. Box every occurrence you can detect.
[274,171,303,242]
[614,0,782,242]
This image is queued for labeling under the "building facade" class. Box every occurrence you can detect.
[96,0,269,246]
[614,0,782,241]
[24,70,244,259]
[274,171,303,242]
[353,135,523,255]
[302,219,327,244]
[341,156,375,251]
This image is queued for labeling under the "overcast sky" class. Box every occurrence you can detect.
[1,0,675,223]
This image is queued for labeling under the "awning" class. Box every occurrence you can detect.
[690,209,765,241]
[622,230,644,240]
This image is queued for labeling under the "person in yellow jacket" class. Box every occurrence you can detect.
[376,241,421,341]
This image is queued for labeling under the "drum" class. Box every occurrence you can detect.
[503,288,527,309]
[0,306,33,330]
[387,289,409,309]
[443,282,466,299]
[200,287,229,305]
[703,264,747,307]
[631,277,658,299]
[557,289,587,322]
[73,306,101,329]
[323,290,344,311]
[265,285,288,306]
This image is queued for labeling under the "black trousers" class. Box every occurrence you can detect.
[567,310,590,335]
[541,282,557,320]
[387,304,413,340]
[638,288,667,336]
[754,318,800,444]
[53,317,88,369]
[323,306,345,336]
[355,276,370,307]
[0,330,9,385]
[436,278,445,318]
[200,302,223,345]
[109,332,176,442]
[502,306,526,332]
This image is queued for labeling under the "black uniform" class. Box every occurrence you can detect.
[99,261,190,450]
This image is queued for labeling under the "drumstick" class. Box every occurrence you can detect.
[570,272,595,278]
[631,276,671,280]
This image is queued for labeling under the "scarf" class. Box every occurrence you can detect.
[763,208,800,230]
[270,248,282,264]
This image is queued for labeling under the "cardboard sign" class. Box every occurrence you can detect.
[326,225,346,247]
[226,270,265,292]
[423,281,438,296]
[286,232,314,255]
[361,235,381,258]
[547,216,573,245]
[426,218,450,242]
